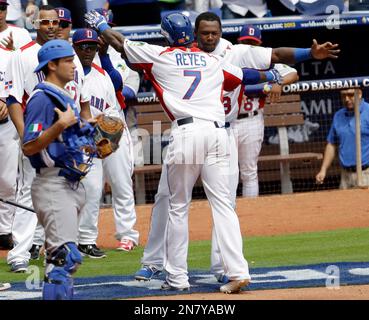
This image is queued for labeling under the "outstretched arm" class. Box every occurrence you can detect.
[271,39,340,65]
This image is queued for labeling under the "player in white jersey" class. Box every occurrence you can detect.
[0,0,31,50]
[133,11,340,285]
[29,6,92,260]
[5,5,90,272]
[86,10,283,293]
[72,28,139,257]
[234,24,299,197]
[0,0,31,250]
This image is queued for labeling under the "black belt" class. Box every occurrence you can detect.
[237,110,258,120]
[177,117,227,128]
[342,165,369,172]
[0,117,9,124]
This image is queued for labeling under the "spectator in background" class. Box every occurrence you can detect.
[277,0,344,15]
[221,0,271,19]
[6,0,24,26]
[316,89,369,189]
[158,0,185,14]
[191,0,222,14]
[86,0,108,11]
[349,0,369,10]
[107,0,161,26]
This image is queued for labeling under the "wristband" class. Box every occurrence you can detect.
[294,48,312,63]
[98,22,111,33]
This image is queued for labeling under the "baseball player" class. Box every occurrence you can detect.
[133,11,340,285]
[29,6,91,260]
[0,0,32,50]
[0,0,32,250]
[6,4,90,272]
[85,10,282,293]
[23,39,95,300]
[72,28,139,257]
[234,24,299,197]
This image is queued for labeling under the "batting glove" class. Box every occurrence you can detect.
[266,68,283,85]
[84,10,110,33]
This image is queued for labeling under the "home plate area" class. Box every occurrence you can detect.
[2,262,369,300]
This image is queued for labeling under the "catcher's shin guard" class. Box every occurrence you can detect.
[42,242,82,300]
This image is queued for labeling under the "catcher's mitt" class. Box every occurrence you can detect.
[94,114,124,159]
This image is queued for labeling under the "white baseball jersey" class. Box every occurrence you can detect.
[123,39,244,123]
[84,63,121,118]
[0,25,32,50]
[6,41,86,108]
[211,38,272,122]
[0,46,13,99]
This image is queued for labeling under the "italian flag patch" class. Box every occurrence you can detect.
[28,123,42,133]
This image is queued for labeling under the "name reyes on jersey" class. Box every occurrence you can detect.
[175,53,206,67]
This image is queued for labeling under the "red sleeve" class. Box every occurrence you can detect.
[223,70,242,92]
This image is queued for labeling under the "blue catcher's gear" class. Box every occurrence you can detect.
[43,242,82,300]
[31,82,97,182]
[160,13,194,47]
[35,40,75,72]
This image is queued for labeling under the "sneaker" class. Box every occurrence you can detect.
[0,283,11,291]
[160,280,190,291]
[10,261,28,273]
[117,239,135,252]
[220,279,250,294]
[29,244,41,260]
[78,244,106,259]
[0,234,13,250]
[135,265,162,281]
[215,274,230,284]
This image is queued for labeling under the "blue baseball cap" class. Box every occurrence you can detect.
[55,7,72,23]
[238,24,262,44]
[72,28,99,44]
[94,8,115,26]
[35,40,75,72]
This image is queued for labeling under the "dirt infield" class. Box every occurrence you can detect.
[97,188,369,300]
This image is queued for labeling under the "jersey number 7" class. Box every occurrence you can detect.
[183,70,201,100]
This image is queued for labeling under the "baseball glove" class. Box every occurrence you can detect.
[93,114,124,159]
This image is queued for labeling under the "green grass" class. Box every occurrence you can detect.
[1,227,369,283]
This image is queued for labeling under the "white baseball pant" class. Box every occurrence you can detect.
[140,126,240,276]
[233,112,264,197]
[163,118,250,288]
[7,149,37,265]
[78,128,139,245]
[0,120,18,236]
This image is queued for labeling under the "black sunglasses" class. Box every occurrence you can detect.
[59,20,71,29]
[77,43,98,51]
[0,4,7,11]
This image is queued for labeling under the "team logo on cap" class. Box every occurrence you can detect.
[86,29,93,38]
[58,9,65,18]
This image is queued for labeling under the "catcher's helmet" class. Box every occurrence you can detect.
[35,39,74,72]
[160,13,194,47]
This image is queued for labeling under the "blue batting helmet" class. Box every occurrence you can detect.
[35,39,74,72]
[160,13,194,47]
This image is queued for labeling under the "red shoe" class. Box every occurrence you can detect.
[117,239,135,252]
